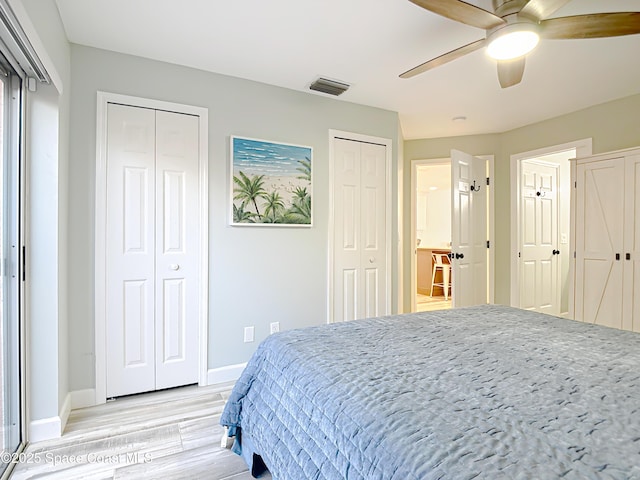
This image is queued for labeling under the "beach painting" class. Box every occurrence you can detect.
[230,136,313,226]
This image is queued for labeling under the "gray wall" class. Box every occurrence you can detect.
[21,0,639,409]
[68,45,400,390]
[404,94,640,310]
[17,0,71,423]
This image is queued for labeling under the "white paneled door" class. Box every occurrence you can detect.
[451,150,487,307]
[333,137,388,322]
[519,161,560,315]
[106,103,200,398]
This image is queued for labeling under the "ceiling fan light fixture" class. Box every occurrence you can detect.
[486,23,540,61]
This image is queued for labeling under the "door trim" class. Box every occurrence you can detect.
[509,139,591,315]
[94,92,209,404]
[327,130,392,323]
[409,155,494,312]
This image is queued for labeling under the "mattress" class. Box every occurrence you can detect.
[220,305,640,479]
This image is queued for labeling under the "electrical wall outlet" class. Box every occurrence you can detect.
[243,326,254,343]
[270,322,280,334]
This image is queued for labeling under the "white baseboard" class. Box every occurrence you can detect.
[29,390,76,443]
[207,363,246,385]
[27,367,245,444]
[65,374,235,414]
[28,416,61,443]
[71,388,96,409]
[59,393,71,433]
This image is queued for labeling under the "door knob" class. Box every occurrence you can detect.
[369,257,375,264]
[552,249,560,255]
[170,264,180,270]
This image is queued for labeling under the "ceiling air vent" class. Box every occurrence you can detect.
[309,77,350,96]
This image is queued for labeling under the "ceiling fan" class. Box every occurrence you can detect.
[400,0,640,88]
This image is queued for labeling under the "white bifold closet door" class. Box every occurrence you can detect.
[105,103,200,398]
[333,138,387,322]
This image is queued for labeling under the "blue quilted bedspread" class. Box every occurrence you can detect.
[220,305,640,479]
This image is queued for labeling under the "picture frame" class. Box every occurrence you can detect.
[230,136,313,227]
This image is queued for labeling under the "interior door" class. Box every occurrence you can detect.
[333,138,387,321]
[451,150,487,307]
[106,104,156,397]
[575,158,624,329]
[519,161,560,315]
[106,104,199,397]
[154,110,200,390]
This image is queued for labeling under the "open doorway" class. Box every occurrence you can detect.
[510,139,592,317]
[411,154,494,313]
[412,160,452,312]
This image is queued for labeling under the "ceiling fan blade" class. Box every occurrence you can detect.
[540,12,640,39]
[400,39,486,79]
[497,57,525,88]
[519,0,572,21]
[409,0,505,30]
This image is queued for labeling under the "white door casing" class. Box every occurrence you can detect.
[96,92,208,404]
[451,150,487,307]
[575,158,624,329]
[519,161,560,315]
[409,157,495,312]
[511,139,592,316]
[330,132,391,322]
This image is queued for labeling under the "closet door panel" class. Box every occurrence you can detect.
[624,155,640,332]
[105,104,156,397]
[575,158,624,329]
[154,110,200,389]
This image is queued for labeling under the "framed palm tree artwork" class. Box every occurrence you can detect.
[230,136,313,226]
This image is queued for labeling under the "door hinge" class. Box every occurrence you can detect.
[486,240,490,248]
[518,252,521,258]
[573,251,576,258]
[22,245,26,281]
[574,181,577,188]
[486,177,490,186]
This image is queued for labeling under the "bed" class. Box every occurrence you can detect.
[220,305,640,479]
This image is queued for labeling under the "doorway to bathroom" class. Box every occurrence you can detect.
[413,161,452,311]
[410,153,494,313]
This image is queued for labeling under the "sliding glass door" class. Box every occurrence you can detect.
[0,57,23,477]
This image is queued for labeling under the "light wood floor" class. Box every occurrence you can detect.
[10,383,269,480]
[416,293,451,312]
[10,302,451,480]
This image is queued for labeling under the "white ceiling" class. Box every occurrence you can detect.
[54,0,640,140]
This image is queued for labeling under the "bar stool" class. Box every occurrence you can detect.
[430,253,451,300]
